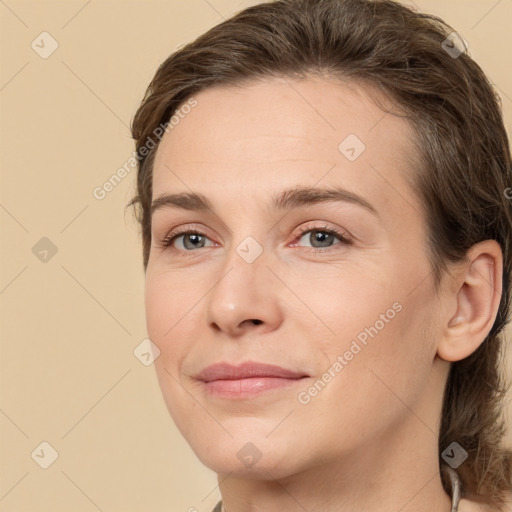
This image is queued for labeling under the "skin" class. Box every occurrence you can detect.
[145,75,503,512]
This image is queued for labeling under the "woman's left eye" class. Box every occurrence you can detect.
[293,227,352,252]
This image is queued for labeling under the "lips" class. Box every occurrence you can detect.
[195,361,309,382]
[196,361,310,399]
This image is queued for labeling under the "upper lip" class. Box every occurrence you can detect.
[196,361,309,382]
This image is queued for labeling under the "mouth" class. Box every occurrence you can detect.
[195,361,310,399]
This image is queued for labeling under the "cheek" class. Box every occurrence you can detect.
[145,276,167,340]
[144,270,194,382]
[144,269,194,343]
[296,267,435,410]
[339,287,435,417]
[298,302,434,451]
[285,264,394,349]
[145,271,196,425]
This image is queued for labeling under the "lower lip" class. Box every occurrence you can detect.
[202,377,307,399]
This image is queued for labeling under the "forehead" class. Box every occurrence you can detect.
[152,75,420,218]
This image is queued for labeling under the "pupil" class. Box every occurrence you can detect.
[185,233,204,249]
[313,231,332,247]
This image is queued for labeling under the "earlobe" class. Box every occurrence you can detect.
[437,240,503,363]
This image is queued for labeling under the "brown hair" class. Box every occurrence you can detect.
[128,0,512,508]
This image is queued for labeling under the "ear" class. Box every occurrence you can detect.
[437,240,503,362]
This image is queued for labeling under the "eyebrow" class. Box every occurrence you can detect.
[151,185,379,217]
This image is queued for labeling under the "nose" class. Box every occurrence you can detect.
[204,245,284,338]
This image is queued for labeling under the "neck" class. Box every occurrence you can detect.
[217,414,453,512]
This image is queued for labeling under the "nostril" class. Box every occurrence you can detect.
[251,319,263,325]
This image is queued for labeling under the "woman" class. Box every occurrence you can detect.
[128,0,512,510]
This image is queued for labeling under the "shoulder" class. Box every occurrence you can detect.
[458,499,489,511]
[458,494,512,512]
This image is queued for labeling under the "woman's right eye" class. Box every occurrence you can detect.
[161,231,215,251]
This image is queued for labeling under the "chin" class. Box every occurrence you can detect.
[196,450,293,480]
[188,430,304,479]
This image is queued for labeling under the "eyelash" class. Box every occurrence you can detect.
[158,222,352,256]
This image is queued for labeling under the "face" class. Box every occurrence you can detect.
[145,76,445,478]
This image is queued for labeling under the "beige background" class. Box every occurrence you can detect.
[0,1,511,510]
